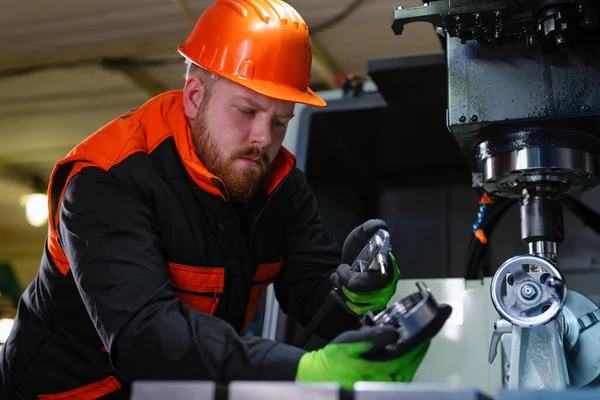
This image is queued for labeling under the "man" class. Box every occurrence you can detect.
[0,0,430,398]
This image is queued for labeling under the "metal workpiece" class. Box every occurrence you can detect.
[362,282,452,351]
[351,229,391,275]
[354,383,491,400]
[368,282,436,334]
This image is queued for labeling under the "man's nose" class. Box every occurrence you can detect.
[248,117,273,147]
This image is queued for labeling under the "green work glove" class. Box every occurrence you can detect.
[296,325,430,390]
[331,219,400,315]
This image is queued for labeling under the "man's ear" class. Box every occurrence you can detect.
[183,76,206,120]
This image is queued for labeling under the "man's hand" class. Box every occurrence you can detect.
[296,325,429,389]
[331,219,400,315]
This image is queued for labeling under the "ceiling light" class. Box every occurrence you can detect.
[20,193,48,227]
[0,318,14,344]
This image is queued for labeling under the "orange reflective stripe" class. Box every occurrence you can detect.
[174,291,221,315]
[46,234,70,276]
[243,258,284,331]
[252,258,284,283]
[167,99,229,201]
[168,262,225,315]
[262,147,295,195]
[37,376,121,400]
[168,262,225,293]
[60,91,176,172]
[244,289,264,332]
[47,161,96,276]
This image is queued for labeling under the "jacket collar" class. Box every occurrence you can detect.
[161,90,296,201]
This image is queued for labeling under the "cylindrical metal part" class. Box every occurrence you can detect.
[520,190,564,245]
[528,241,558,263]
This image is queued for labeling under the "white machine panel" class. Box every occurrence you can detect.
[392,278,504,398]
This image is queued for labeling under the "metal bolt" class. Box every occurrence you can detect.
[582,105,591,112]
[471,115,479,122]
[547,277,564,292]
[507,274,514,286]
[520,284,538,300]
[459,115,467,122]
[542,305,551,313]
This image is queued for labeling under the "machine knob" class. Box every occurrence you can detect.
[490,255,567,327]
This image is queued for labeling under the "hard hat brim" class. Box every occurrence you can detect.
[178,46,327,108]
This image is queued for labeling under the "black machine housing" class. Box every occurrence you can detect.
[390,0,600,192]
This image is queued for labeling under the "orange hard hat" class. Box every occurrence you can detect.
[177,0,326,107]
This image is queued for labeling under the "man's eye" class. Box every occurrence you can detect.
[272,119,285,128]
[239,108,255,116]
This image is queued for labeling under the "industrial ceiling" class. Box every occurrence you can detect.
[0,0,441,292]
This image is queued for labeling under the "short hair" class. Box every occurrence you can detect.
[184,59,220,96]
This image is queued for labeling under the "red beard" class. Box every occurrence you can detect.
[191,101,270,201]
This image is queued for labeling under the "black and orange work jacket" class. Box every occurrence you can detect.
[0,90,359,399]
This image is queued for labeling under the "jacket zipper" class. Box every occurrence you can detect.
[249,172,291,244]
[172,287,222,298]
[246,175,290,290]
